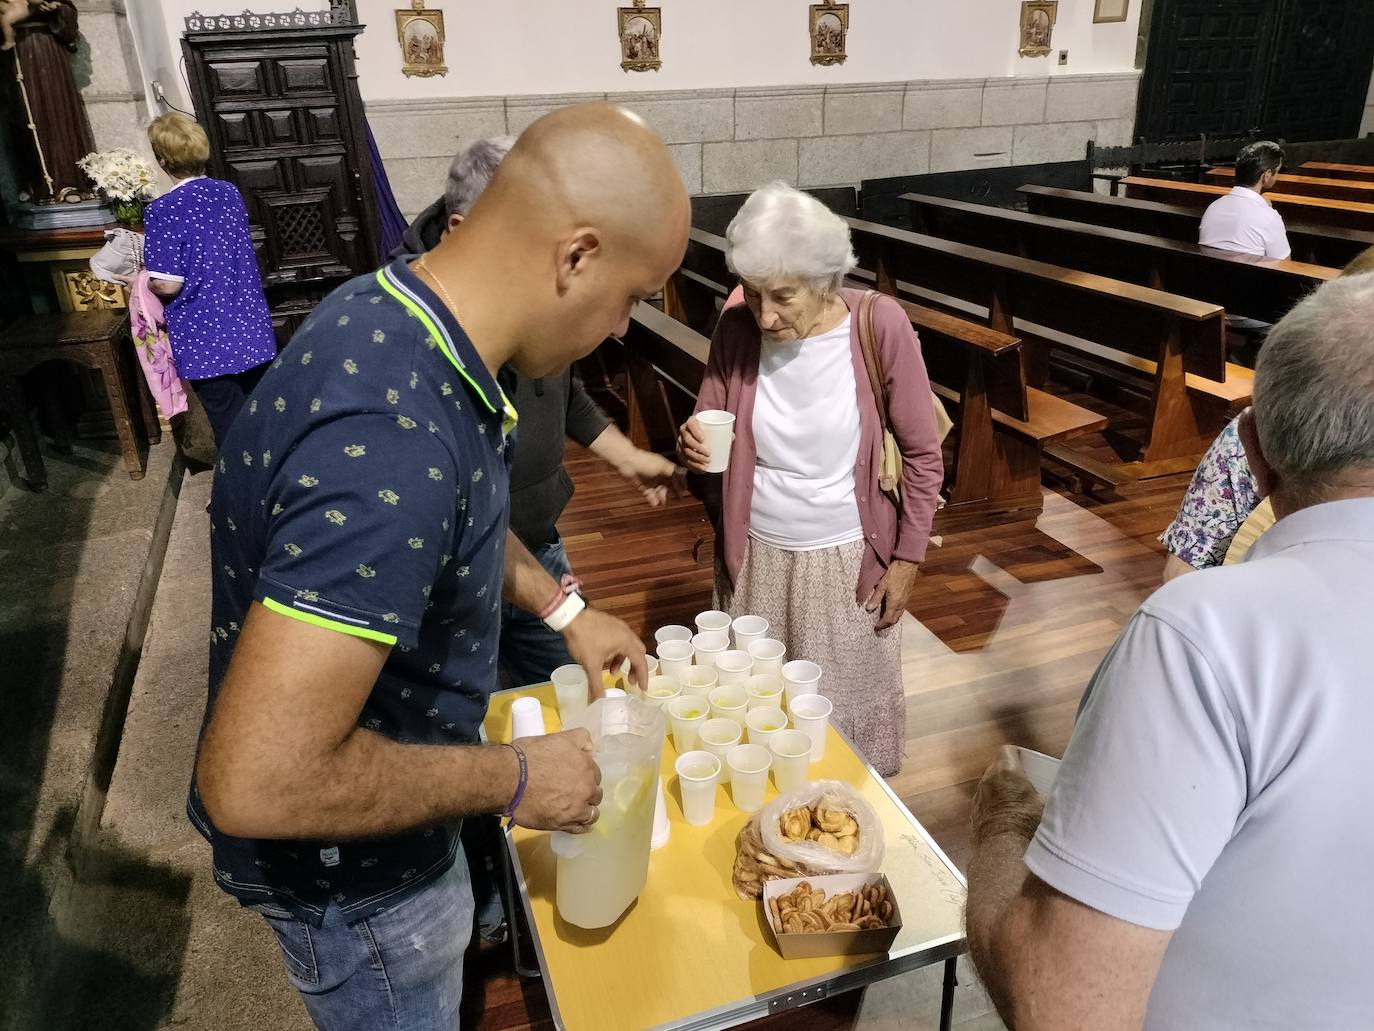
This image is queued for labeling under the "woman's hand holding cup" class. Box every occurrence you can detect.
[678,416,713,473]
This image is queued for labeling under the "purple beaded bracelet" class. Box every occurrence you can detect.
[502,742,528,821]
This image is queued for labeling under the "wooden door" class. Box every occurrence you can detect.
[1261,0,1374,142]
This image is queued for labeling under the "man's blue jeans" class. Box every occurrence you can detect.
[251,854,474,1030]
[498,537,577,686]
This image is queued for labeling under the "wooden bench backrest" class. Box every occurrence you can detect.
[1122,176,1374,220]
[1204,166,1374,203]
[1299,161,1374,181]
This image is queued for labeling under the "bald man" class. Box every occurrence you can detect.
[191,104,690,1030]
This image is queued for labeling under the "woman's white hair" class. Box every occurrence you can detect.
[724,181,857,294]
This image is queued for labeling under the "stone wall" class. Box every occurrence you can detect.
[73,0,153,162]
[370,72,1140,219]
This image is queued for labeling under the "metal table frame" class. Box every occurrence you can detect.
[485,688,968,1031]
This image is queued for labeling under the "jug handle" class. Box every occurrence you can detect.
[549,830,585,859]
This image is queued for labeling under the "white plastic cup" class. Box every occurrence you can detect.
[618,654,658,693]
[551,664,589,725]
[714,649,753,685]
[692,631,729,667]
[748,638,786,676]
[652,777,670,850]
[511,696,547,739]
[645,675,683,709]
[603,688,628,698]
[782,659,823,707]
[694,609,733,635]
[675,751,721,826]
[744,673,785,711]
[699,718,742,783]
[654,624,694,645]
[682,665,719,697]
[726,743,772,813]
[708,684,749,726]
[770,729,812,792]
[788,693,833,762]
[731,614,770,650]
[745,706,788,750]
[696,410,736,473]
[656,639,695,681]
[666,694,709,754]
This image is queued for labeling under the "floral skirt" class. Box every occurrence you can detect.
[715,538,905,776]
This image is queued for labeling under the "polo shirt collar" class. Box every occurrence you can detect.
[1248,497,1374,561]
[376,256,518,437]
[1229,186,1268,205]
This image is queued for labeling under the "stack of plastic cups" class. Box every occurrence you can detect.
[551,664,589,726]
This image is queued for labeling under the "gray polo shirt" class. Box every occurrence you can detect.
[1026,498,1374,1030]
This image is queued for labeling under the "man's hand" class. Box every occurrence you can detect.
[863,558,920,631]
[617,448,684,507]
[677,416,715,473]
[971,745,1044,848]
[511,729,603,833]
[562,606,647,701]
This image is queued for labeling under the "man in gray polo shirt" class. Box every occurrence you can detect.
[965,272,1374,1030]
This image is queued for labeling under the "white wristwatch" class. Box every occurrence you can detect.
[542,591,586,633]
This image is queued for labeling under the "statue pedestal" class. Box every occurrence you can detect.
[16,199,112,231]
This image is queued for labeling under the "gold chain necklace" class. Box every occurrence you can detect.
[416,254,460,316]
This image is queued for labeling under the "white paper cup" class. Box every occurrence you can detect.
[788,693,833,761]
[697,410,736,473]
[769,729,812,792]
[551,664,589,725]
[675,751,721,826]
[731,614,770,649]
[708,684,749,726]
[745,674,785,711]
[745,706,788,750]
[603,688,627,698]
[694,609,733,635]
[645,675,683,709]
[511,696,547,739]
[682,665,719,697]
[667,694,709,754]
[699,718,742,783]
[714,649,753,685]
[726,743,772,813]
[748,638,786,676]
[654,624,694,645]
[782,659,823,707]
[656,639,695,681]
[691,631,729,666]
[618,654,658,693]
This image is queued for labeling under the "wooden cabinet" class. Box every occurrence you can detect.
[181,20,380,346]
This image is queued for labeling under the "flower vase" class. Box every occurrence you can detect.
[110,199,146,227]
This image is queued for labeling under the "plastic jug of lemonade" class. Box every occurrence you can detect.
[550,695,666,929]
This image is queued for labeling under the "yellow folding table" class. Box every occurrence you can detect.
[482,685,968,1031]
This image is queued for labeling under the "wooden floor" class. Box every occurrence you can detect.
[469,432,1191,1031]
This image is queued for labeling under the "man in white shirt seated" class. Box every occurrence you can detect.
[1198,140,1291,260]
[963,271,1374,1031]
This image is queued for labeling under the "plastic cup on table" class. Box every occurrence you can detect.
[745,673,785,711]
[714,649,753,685]
[666,694,709,754]
[618,654,658,694]
[675,751,721,826]
[748,638,786,677]
[691,631,729,667]
[708,684,749,726]
[745,706,788,750]
[694,609,733,636]
[699,717,742,783]
[551,664,589,726]
[769,729,812,792]
[510,696,546,739]
[731,614,770,650]
[656,639,695,681]
[654,624,694,646]
[788,693,833,762]
[782,659,823,707]
[682,665,719,697]
[644,675,682,710]
[697,410,736,473]
[726,743,772,813]
[603,688,628,698]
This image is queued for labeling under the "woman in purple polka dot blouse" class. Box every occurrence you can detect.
[143,113,277,447]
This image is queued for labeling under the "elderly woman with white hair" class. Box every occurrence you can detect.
[677,183,944,775]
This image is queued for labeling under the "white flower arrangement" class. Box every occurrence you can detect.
[77,148,158,203]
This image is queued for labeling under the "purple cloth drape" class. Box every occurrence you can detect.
[366,120,407,260]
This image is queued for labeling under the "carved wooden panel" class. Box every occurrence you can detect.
[208,59,269,98]
[217,111,254,149]
[278,57,333,94]
[262,109,297,144]
[306,107,340,142]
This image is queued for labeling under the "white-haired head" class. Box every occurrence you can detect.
[724,182,857,294]
[1253,272,1374,506]
[445,135,517,219]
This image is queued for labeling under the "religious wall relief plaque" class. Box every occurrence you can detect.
[396,0,447,78]
[809,3,848,66]
[618,0,661,73]
[1019,1,1058,57]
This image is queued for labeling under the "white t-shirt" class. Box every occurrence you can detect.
[1025,498,1374,1029]
[1198,186,1291,260]
[749,317,865,551]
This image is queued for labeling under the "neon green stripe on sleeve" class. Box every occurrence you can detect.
[261,596,398,646]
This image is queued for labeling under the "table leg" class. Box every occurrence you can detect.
[939,957,957,1031]
[95,350,146,480]
[499,833,541,980]
[0,374,47,489]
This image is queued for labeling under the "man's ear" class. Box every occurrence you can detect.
[1238,408,1276,499]
[443,211,464,238]
[555,228,601,291]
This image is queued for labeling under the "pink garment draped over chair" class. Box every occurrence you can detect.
[127,270,188,419]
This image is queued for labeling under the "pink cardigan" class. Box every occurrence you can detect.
[695,287,944,603]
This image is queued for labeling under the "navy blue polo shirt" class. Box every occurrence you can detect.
[189,256,517,924]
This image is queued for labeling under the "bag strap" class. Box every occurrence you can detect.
[855,290,893,435]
